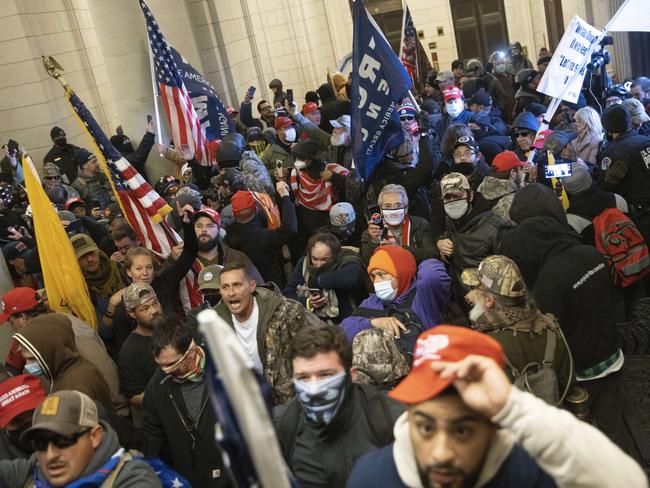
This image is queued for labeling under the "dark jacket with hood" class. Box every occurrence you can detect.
[13,315,113,411]
[0,421,160,487]
[360,215,437,265]
[110,132,155,183]
[43,142,80,183]
[225,195,297,287]
[502,185,619,372]
[142,368,229,488]
[513,86,544,117]
[273,378,404,488]
[316,83,350,134]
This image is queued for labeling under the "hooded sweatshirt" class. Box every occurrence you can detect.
[0,422,160,487]
[13,315,113,410]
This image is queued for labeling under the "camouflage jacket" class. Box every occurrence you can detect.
[215,286,324,405]
[478,176,517,225]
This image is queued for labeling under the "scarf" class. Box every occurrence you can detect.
[84,252,125,299]
[473,305,552,335]
[384,216,412,247]
[33,448,124,487]
[162,340,206,382]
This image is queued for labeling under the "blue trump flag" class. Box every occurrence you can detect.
[169,46,234,141]
[351,0,413,182]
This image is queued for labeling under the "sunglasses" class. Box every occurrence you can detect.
[31,428,90,451]
[44,175,61,181]
[513,131,532,138]
[400,116,415,121]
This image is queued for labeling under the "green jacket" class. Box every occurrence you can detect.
[0,422,161,487]
[215,286,324,404]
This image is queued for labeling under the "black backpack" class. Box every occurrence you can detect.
[276,384,394,462]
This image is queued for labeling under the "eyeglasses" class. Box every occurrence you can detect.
[453,150,475,159]
[400,116,415,121]
[31,428,91,451]
[513,131,532,138]
[44,175,61,181]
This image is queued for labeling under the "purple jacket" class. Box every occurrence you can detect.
[340,259,451,342]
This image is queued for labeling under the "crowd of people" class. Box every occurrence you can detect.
[0,40,648,486]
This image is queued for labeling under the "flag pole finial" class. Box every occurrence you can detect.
[42,55,68,88]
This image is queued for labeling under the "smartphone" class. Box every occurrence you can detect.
[275,160,284,180]
[308,287,322,297]
[286,89,294,105]
[146,114,153,124]
[367,204,383,227]
[247,86,256,98]
[545,163,572,179]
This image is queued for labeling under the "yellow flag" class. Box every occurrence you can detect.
[22,154,98,329]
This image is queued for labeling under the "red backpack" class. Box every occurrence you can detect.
[593,208,650,287]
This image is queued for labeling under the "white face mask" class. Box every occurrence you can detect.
[381,208,405,226]
[374,279,397,301]
[495,63,507,74]
[330,131,349,147]
[294,160,307,170]
[444,199,469,219]
[284,127,297,142]
[446,100,464,118]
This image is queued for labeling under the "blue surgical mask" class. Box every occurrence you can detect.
[293,371,346,424]
[374,279,397,301]
[24,361,42,377]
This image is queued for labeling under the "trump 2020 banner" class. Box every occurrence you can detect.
[351,0,412,182]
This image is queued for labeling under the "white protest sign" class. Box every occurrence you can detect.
[606,0,650,32]
[537,15,603,103]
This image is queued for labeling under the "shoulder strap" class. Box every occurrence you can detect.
[543,328,556,366]
[358,384,394,446]
[276,398,303,462]
[99,451,132,488]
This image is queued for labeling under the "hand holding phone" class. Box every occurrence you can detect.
[246,86,256,100]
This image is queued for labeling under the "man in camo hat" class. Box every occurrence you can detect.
[462,255,573,403]
[42,162,79,198]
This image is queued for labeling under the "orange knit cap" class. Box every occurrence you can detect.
[368,246,417,296]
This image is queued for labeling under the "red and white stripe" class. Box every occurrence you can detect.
[290,163,349,212]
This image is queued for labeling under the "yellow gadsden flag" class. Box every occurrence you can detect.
[22,154,97,329]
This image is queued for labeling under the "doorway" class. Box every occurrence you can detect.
[450,0,509,63]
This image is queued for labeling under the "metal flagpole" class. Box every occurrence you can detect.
[147,44,163,146]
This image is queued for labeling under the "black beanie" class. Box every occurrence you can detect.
[601,104,631,133]
[50,126,65,140]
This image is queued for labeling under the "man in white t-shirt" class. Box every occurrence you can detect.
[216,262,325,404]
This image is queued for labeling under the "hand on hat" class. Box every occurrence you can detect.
[371,317,407,338]
[432,355,511,419]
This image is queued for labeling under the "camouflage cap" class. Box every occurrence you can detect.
[440,172,471,198]
[43,162,61,177]
[352,329,410,387]
[461,255,527,298]
[123,282,157,310]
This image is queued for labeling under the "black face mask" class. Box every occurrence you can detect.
[204,293,221,307]
[306,161,325,180]
[605,132,615,142]
[54,137,67,148]
[451,163,475,176]
[6,423,33,454]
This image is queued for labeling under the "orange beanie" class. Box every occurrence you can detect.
[368,246,417,296]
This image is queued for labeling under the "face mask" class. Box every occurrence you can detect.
[374,279,397,301]
[444,199,469,220]
[24,361,43,376]
[495,64,507,74]
[330,131,349,147]
[293,371,346,424]
[451,163,474,176]
[284,127,296,142]
[381,208,405,226]
[6,423,33,453]
[446,101,464,118]
[294,160,307,170]
[54,137,67,148]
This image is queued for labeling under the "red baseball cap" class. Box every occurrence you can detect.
[193,207,222,227]
[231,191,256,218]
[64,197,85,210]
[491,150,530,173]
[302,102,319,115]
[0,288,41,324]
[443,86,464,103]
[274,116,292,130]
[0,374,46,427]
[389,325,505,405]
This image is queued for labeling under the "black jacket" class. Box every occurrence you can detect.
[599,129,650,206]
[501,216,618,372]
[225,195,297,287]
[115,132,155,183]
[142,370,230,488]
[42,143,80,183]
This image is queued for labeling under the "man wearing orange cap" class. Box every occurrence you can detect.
[341,246,450,378]
[347,326,646,487]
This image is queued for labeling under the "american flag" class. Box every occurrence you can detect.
[66,88,203,308]
[400,6,418,82]
[139,0,211,166]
